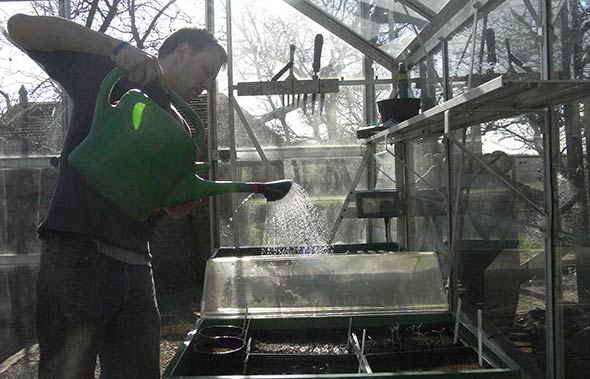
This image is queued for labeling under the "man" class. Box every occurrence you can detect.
[7,14,226,379]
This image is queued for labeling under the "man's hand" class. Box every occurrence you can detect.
[165,200,205,219]
[111,45,169,92]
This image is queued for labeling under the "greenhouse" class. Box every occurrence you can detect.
[0,0,589,378]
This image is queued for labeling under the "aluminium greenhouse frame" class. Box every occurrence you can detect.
[217,1,576,379]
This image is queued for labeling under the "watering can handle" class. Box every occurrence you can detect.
[96,68,206,151]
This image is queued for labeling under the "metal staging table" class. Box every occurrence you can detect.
[364,76,590,143]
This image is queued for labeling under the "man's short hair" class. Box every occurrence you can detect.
[158,28,227,63]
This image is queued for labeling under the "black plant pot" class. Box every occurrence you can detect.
[192,336,246,375]
[377,97,421,123]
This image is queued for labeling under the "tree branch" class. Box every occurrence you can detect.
[85,0,100,28]
[98,0,122,33]
[140,0,178,47]
[128,0,141,47]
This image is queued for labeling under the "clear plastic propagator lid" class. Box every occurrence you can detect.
[200,252,448,318]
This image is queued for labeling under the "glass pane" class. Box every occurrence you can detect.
[448,118,546,376]
[551,3,590,377]
[477,0,541,82]
[447,20,473,97]
[555,98,590,378]
[228,0,365,147]
[218,0,374,248]
[1,2,63,156]
[230,85,365,149]
[218,157,366,248]
[306,0,427,59]
[0,167,56,361]
[448,0,541,97]
[409,45,445,109]
[406,137,449,273]
[371,141,398,243]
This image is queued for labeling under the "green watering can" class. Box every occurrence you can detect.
[68,68,292,221]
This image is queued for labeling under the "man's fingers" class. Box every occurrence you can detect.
[147,63,169,93]
[154,66,169,93]
[142,61,158,86]
[111,47,170,93]
[127,62,146,83]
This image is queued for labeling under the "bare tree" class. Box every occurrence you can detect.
[31,0,195,53]
[0,0,198,112]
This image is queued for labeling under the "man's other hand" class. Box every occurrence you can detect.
[164,200,205,219]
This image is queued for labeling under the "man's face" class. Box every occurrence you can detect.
[166,44,223,101]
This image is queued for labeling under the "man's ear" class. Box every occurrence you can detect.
[173,42,192,63]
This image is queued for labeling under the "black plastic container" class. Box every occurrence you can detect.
[192,336,246,375]
[377,98,421,123]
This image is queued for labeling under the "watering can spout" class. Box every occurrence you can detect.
[163,175,292,207]
[253,179,293,201]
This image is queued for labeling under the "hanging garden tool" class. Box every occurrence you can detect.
[236,34,338,113]
[289,44,296,106]
[311,33,323,115]
[270,44,296,106]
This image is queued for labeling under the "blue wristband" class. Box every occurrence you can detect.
[111,41,130,59]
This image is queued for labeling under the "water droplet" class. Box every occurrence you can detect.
[234,193,255,213]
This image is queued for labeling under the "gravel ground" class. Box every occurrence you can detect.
[0,334,186,379]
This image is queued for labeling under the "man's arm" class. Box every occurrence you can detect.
[7,14,119,54]
[7,14,167,89]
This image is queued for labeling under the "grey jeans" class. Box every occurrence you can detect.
[36,233,160,379]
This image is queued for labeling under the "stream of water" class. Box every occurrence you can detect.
[260,183,332,255]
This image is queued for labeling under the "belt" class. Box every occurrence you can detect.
[94,240,151,266]
[42,230,150,265]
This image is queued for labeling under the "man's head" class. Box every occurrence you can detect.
[158,28,227,100]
